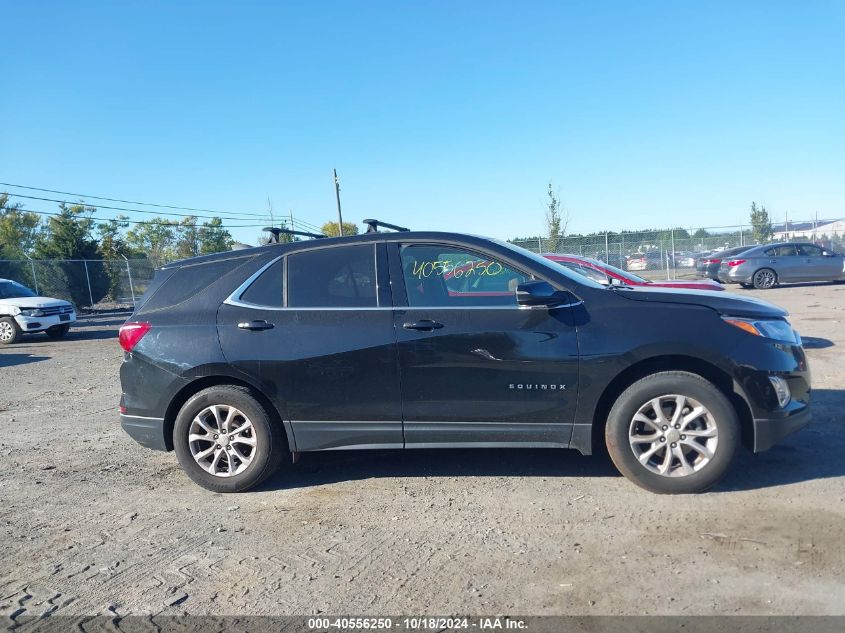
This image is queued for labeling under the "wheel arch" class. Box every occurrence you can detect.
[163,375,294,452]
[586,354,754,455]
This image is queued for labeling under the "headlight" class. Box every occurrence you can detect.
[19,308,45,317]
[722,316,800,343]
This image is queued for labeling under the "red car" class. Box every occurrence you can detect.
[544,254,724,291]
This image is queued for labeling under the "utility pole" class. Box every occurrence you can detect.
[333,168,344,236]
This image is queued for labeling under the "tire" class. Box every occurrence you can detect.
[45,324,71,338]
[740,283,753,289]
[752,268,777,289]
[0,317,22,345]
[605,371,739,494]
[173,385,287,492]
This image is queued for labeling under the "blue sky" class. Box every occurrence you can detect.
[2,0,844,244]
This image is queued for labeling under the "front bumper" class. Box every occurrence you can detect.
[120,413,168,451]
[752,404,811,452]
[14,312,76,332]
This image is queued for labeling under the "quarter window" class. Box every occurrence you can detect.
[287,245,377,308]
[400,245,529,307]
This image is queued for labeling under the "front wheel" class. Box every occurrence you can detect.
[0,317,22,344]
[173,385,287,492]
[605,371,739,494]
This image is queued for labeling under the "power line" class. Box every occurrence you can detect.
[2,187,329,233]
[10,207,270,230]
[1,181,271,218]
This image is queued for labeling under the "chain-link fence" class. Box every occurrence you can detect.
[511,219,845,279]
[0,258,157,310]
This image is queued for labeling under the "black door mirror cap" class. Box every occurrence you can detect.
[516,280,574,308]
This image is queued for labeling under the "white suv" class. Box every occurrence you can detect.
[0,279,76,344]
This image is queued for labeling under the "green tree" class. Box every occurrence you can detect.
[174,216,200,259]
[97,216,130,301]
[750,201,773,244]
[198,217,233,254]
[0,194,43,284]
[34,203,108,306]
[321,221,359,237]
[126,218,177,264]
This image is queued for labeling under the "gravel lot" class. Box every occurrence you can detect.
[1,283,844,619]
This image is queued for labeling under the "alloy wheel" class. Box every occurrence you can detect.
[754,269,776,289]
[0,321,15,342]
[628,395,718,477]
[188,405,257,477]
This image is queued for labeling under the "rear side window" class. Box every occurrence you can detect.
[240,258,284,307]
[765,245,798,257]
[288,245,377,308]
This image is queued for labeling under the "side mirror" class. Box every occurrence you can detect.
[516,280,572,308]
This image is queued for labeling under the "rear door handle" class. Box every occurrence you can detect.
[238,320,274,331]
[403,319,444,331]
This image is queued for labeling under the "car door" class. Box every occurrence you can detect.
[216,243,403,451]
[390,241,579,448]
[796,244,842,281]
[763,245,800,281]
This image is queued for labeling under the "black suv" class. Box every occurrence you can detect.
[119,227,810,494]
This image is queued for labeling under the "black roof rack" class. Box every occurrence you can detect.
[262,227,326,243]
[363,219,410,233]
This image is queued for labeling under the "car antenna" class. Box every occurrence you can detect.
[363,219,410,233]
[262,227,327,243]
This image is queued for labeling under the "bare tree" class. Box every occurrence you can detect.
[545,182,569,249]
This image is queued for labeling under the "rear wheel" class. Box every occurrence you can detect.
[0,317,22,345]
[752,268,777,289]
[605,371,739,494]
[173,385,287,492]
[45,324,71,338]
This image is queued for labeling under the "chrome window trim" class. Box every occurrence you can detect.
[223,255,284,310]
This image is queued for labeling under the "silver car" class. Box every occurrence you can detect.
[718,242,845,289]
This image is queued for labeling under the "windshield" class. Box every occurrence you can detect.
[579,257,648,284]
[0,281,37,299]
[494,240,606,289]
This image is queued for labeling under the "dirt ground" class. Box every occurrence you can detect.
[1,282,843,619]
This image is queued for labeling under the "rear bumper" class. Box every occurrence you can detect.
[752,404,811,453]
[120,414,168,451]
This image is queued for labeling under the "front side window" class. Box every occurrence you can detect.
[400,244,529,307]
[797,244,823,257]
[287,244,377,308]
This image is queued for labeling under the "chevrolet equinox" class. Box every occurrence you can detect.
[119,225,810,494]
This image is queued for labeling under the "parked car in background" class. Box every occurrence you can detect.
[673,252,697,268]
[718,242,845,289]
[545,255,724,291]
[696,246,750,280]
[119,227,809,494]
[628,251,665,271]
[0,279,76,344]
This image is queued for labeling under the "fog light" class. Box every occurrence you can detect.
[769,376,791,408]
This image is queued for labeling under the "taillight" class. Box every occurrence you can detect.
[119,322,151,352]
[727,259,746,267]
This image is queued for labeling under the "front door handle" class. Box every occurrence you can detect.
[403,319,444,332]
[238,320,274,331]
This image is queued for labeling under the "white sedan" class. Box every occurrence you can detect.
[0,279,76,344]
